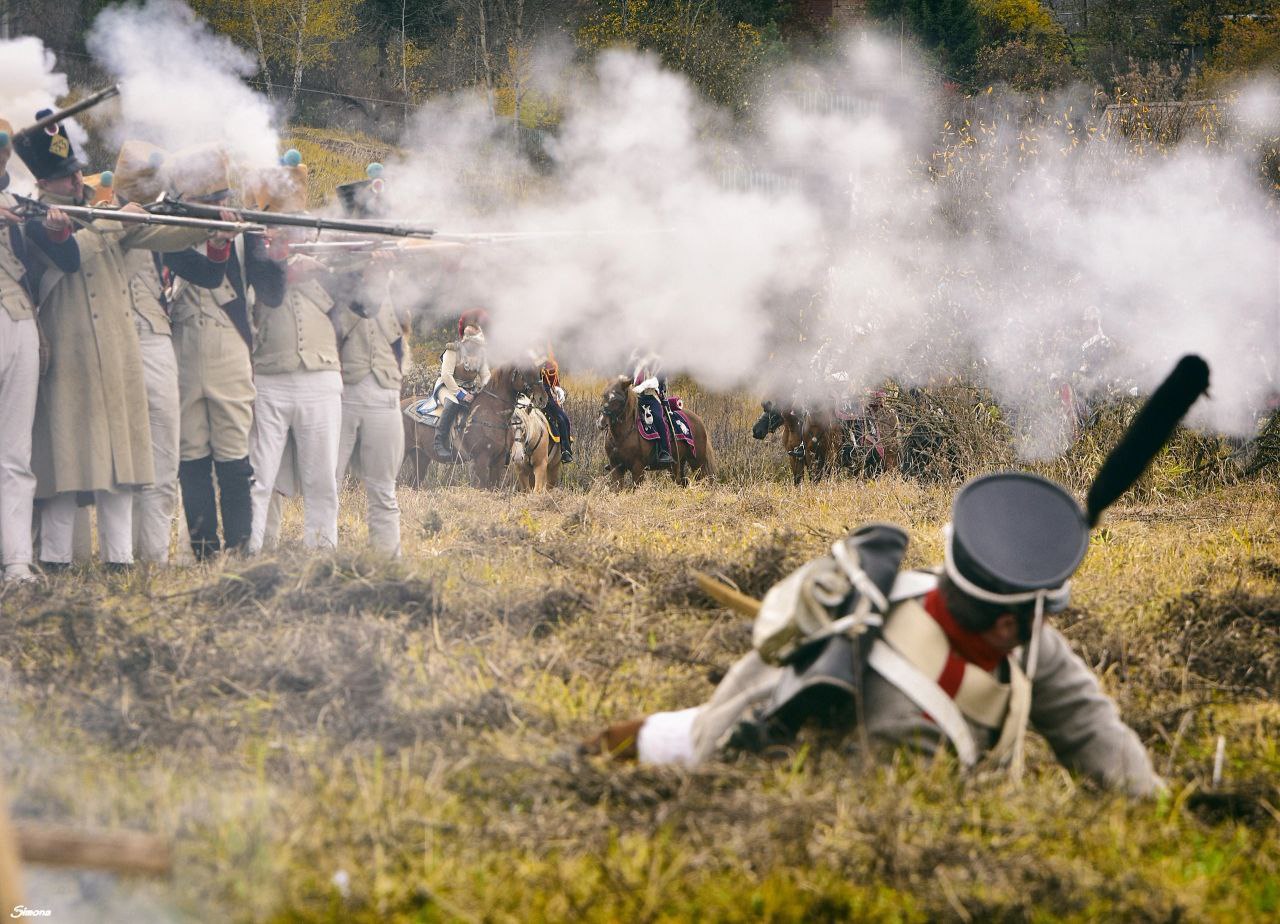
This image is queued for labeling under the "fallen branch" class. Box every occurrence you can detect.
[14,823,172,877]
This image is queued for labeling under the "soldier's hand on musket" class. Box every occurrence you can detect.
[41,207,72,232]
[210,209,240,244]
[0,205,20,226]
[118,202,148,216]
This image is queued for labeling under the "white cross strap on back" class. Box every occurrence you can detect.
[866,639,979,768]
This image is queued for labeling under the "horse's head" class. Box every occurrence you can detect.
[490,365,544,407]
[752,400,784,440]
[598,375,631,431]
[511,364,545,407]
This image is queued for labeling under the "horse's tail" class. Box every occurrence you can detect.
[692,411,716,481]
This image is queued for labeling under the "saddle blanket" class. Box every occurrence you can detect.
[404,395,442,427]
[637,396,696,449]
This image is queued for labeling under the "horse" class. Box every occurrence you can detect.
[752,401,842,485]
[510,398,562,491]
[598,375,714,487]
[400,364,543,489]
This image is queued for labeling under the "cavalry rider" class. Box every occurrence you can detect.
[433,308,491,459]
[584,472,1162,798]
[535,346,573,464]
[630,348,673,467]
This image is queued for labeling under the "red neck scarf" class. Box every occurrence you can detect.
[922,588,1007,673]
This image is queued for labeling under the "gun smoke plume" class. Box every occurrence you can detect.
[379,39,1278,454]
[0,36,81,192]
[85,0,280,170]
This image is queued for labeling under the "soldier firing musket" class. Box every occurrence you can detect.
[13,110,217,570]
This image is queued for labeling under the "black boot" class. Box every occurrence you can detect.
[179,456,220,561]
[553,406,574,463]
[434,402,461,459]
[215,456,254,554]
[654,416,674,466]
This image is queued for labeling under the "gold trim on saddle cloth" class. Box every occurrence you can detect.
[880,599,1011,730]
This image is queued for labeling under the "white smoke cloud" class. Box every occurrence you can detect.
[0,36,78,193]
[85,0,280,170]
[373,34,1277,451]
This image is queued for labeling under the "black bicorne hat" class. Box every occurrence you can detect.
[946,472,1089,605]
[13,110,85,181]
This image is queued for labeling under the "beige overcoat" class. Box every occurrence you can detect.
[29,203,205,497]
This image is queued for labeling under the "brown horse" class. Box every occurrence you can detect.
[597,376,714,487]
[510,400,562,491]
[401,365,543,488]
[752,401,842,485]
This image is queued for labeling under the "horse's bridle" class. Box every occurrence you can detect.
[599,389,626,424]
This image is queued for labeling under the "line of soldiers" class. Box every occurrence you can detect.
[0,113,410,579]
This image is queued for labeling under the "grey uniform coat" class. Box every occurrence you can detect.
[683,620,1159,796]
[29,201,204,497]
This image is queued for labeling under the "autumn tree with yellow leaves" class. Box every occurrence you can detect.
[190,0,359,112]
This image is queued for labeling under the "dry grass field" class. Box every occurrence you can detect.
[0,378,1277,922]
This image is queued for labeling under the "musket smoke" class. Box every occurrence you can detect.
[0,36,81,193]
[379,36,1278,451]
[86,0,280,170]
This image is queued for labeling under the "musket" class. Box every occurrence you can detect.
[10,194,266,235]
[13,85,121,141]
[289,238,464,255]
[148,194,439,239]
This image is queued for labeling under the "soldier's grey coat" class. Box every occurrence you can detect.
[29,202,204,497]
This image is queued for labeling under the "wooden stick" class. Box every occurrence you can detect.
[691,571,761,618]
[14,824,172,877]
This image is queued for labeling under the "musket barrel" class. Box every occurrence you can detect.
[14,85,121,140]
[149,197,438,239]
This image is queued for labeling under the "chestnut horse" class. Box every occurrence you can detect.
[752,401,842,485]
[510,399,562,491]
[597,376,714,487]
[401,365,542,488]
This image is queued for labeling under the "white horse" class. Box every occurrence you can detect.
[509,397,562,492]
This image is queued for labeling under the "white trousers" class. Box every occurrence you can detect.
[337,375,404,555]
[0,313,38,572]
[248,370,342,553]
[132,329,181,563]
[41,490,134,564]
